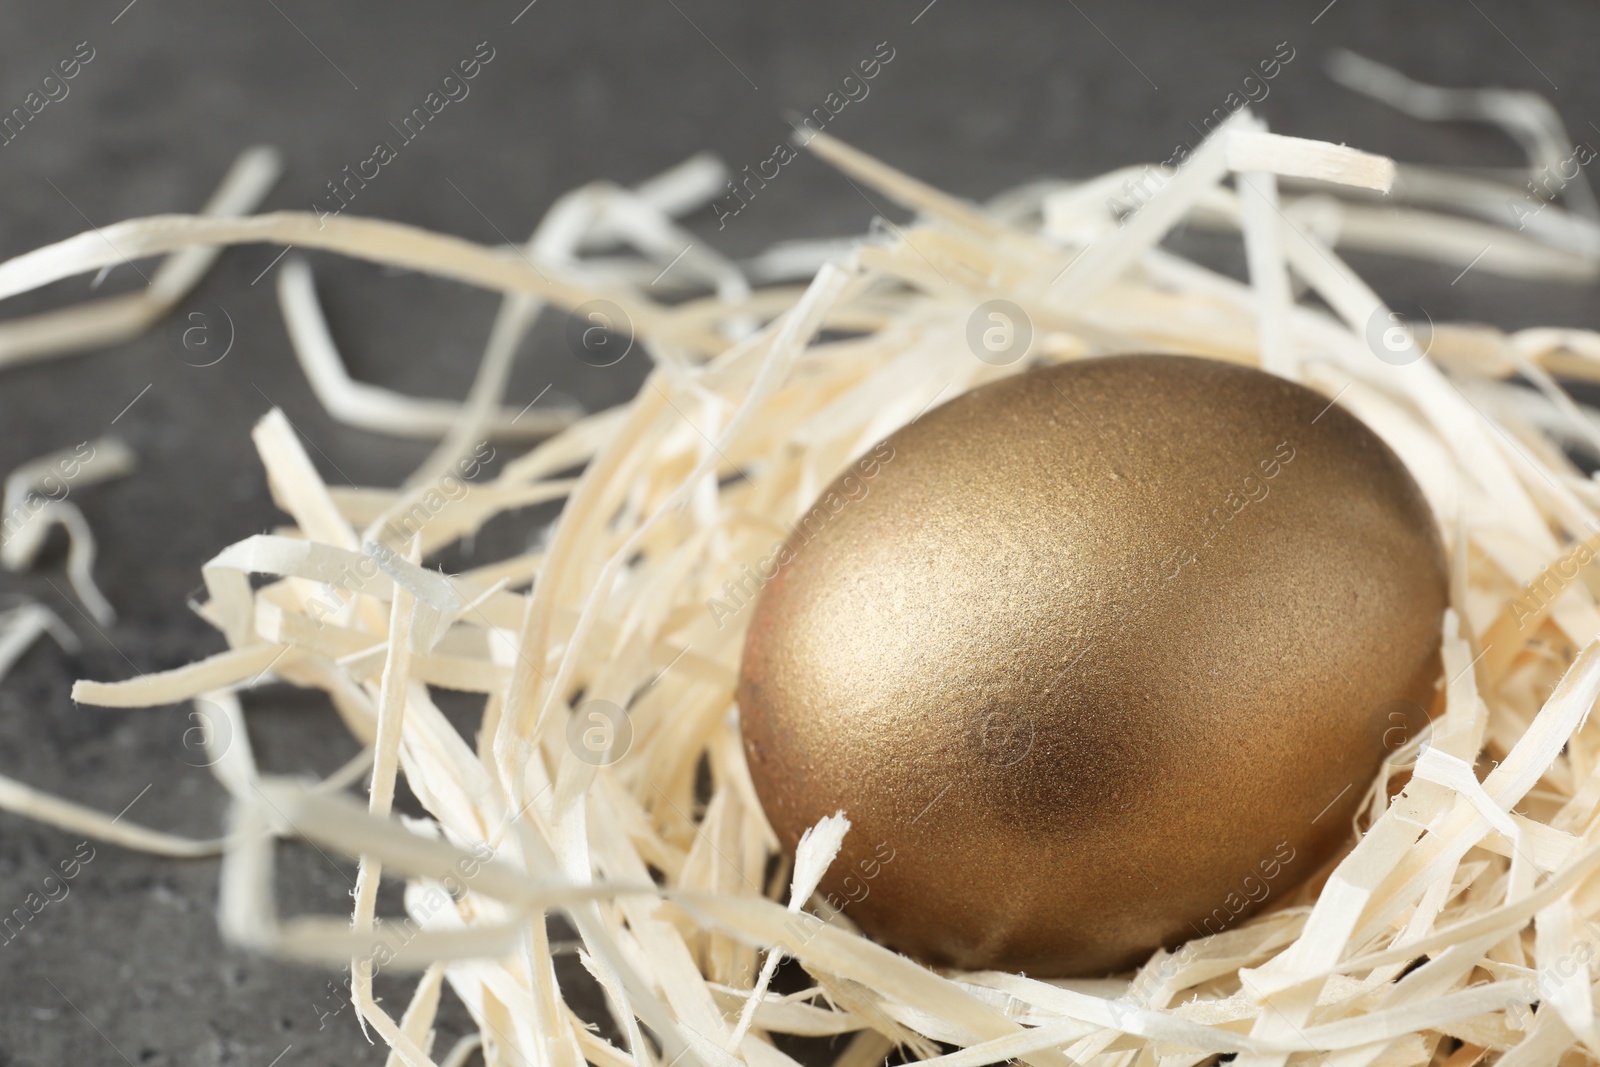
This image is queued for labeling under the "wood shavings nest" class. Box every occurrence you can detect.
[7,53,1600,1067]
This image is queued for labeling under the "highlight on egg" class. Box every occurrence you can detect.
[737,353,1447,976]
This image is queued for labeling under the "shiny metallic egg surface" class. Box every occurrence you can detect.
[737,354,1446,976]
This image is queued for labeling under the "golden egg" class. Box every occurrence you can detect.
[737,354,1446,977]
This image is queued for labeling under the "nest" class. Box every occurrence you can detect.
[5,52,1600,1067]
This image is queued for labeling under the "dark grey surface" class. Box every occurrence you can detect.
[0,1,1597,1064]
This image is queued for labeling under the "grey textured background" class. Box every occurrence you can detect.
[0,1,1597,1064]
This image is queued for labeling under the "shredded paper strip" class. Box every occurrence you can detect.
[5,56,1600,1067]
